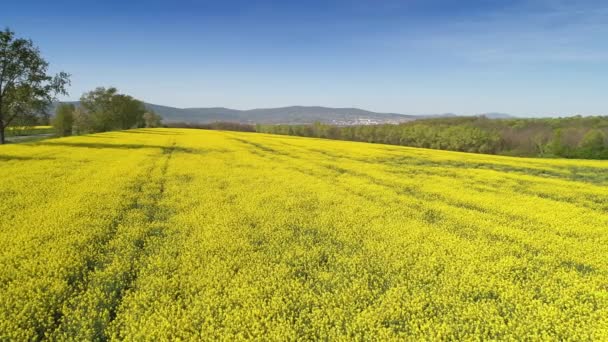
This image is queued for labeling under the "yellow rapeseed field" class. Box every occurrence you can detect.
[0,128,607,340]
[6,125,54,137]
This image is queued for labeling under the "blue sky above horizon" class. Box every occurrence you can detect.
[2,0,607,116]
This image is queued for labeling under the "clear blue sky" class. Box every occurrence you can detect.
[2,0,607,116]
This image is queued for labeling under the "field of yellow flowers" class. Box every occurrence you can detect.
[5,125,54,137]
[0,128,607,340]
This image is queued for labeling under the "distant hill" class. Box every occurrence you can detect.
[145,104,418,125]
[49,102,514,125]
[477,112,515,119]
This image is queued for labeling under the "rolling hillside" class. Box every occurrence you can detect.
[128,103,422,124]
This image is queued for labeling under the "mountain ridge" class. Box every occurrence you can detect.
[51,102,515,124]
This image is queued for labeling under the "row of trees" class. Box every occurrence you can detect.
[256,116,608,159]
[52,87,162,136]
[167,121,255,132]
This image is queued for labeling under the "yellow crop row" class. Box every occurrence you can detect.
[7,125,53,129]
[5,126,54,137]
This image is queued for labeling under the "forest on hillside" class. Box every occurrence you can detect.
[251,116,608,159]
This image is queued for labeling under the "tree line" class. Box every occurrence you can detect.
[255,116,608,159]
[167,121,255,132]
[53,87,162,137]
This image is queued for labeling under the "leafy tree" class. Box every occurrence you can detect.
[0,28,70,144]
[79,87,116,132]
[52,103,75,136]
[79,87,146,132]
[72,106,94,135]
[578,129,606,159]
[143,111,162,128]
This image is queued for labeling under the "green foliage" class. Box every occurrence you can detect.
[79,87,146,132]
[52,103,75,136]
[0,28,70,143]
[168,121,255,132]
[143,111,163,128]
[256,116,608,159]
[578,129,607,159]
[72,106,95,135]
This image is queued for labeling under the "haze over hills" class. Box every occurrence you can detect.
[52,102,515,125]
[144,103,421,125]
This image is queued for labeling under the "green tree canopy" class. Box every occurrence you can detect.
[52,103,75,136]
[0,28,70,143]
[143,111,162,128]
[80,87,146,132]
[578,129,606,159]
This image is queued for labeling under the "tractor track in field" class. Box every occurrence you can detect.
[42,141,178,341]
[227,137,602,278]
